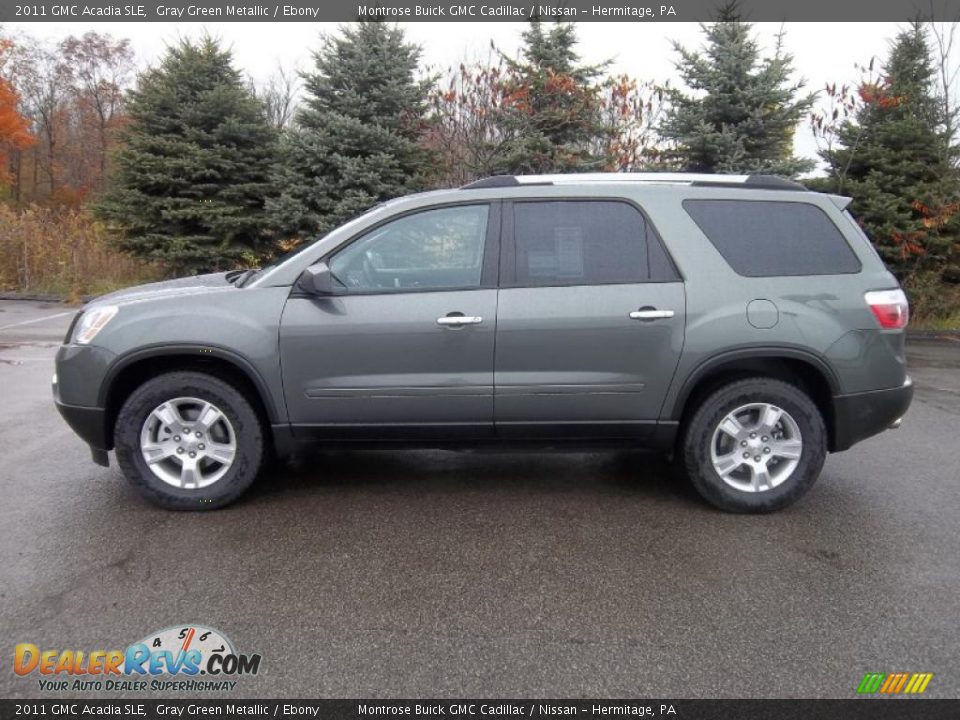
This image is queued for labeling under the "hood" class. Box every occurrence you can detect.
[90,272,236,307]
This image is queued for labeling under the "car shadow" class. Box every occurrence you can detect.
[244,447,700,507]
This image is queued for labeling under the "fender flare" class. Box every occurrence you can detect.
[98,343,281,423]
[666,345,842,421]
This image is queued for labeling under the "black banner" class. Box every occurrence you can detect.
[2,700,960,720]
[3,0,960,23]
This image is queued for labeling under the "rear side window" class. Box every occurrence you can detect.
[683,199,862,277]
[510,200,678,286]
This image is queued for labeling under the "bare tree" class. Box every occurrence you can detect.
[928,19,960,163]
[421,54,517,187]
[250,63,300,130]
[809,57,881,188]
[60,32,135,190]
[6,38,69,197]
[593,76,671,171]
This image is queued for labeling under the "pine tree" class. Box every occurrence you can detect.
[659,12,814,176]
[494,20,612,173]
[267,21,428,242]
[821,23,959,284]
[97,37,277,274]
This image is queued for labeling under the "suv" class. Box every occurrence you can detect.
[53,173,913,512]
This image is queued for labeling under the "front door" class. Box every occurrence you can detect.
[494,199,685,439]
[280,202,499,439]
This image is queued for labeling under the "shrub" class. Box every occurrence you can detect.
[903,270,960,328]
[0,204,162,299]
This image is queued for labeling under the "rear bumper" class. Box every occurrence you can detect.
[831,377,913,452]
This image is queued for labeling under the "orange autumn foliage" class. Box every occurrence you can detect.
[0,41,35,186]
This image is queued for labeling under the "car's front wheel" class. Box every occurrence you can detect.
[680,377,827,513]
[114,371,264,510]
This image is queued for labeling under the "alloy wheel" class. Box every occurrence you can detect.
[139,397,237,489]
[709,402,803,493]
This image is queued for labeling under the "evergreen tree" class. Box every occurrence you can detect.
[97,38,277,273]
[495,20,612,173]
[267,21,428,241]
[821,23,959,282]
[659,12,814,176]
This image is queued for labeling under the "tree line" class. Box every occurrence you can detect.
[0,16,958,321]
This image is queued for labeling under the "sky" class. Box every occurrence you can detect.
[6,21,943,167]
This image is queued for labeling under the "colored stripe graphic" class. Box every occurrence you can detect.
[909,673,933,694]
[857,673,886,694]
[858,672,933,695]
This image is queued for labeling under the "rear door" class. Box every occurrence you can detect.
[494,199,685,439]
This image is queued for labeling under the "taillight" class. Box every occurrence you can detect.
[865,289,909,329]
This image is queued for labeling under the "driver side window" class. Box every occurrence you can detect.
[329,204,489,293]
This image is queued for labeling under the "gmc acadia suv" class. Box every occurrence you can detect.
[53,173,913,512]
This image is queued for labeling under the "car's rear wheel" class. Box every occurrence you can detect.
[114,371,263,510]
[680,377,827,513]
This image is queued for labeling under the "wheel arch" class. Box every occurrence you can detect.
[669,347,842,451]
[100,345,279,450]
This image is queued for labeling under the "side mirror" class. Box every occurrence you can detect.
[297,262,339,296]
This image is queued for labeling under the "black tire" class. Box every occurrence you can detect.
[114,371,264,510]
[679,377,827,513]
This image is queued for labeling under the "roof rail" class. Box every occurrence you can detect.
[461,173,807,191]
[462,175,522,189]
[724,175,807,190]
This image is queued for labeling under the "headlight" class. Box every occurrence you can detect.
[72,305,119,345]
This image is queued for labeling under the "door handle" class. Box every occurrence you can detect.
[437,315,483,327]
[629,309,675,321]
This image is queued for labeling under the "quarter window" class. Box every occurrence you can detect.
[510,201,677,287]
[683,199,862,277]
[329,205,489,292]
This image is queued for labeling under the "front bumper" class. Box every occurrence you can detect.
[53,368,110,467]
[831,377,914,452]
[54,400,110,466]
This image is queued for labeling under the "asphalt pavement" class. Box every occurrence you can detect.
[0,299,958,699]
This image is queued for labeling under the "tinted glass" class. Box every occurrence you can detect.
[683,200,861,277]
[330,205,488,292]
[512,201,674,286]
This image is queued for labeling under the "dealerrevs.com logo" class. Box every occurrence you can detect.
[14,624,262,693]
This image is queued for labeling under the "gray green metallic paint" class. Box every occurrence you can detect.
[53,180,911,465]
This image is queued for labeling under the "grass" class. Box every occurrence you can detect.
[0,204,163,301]
[910,310,960,332]
[905,271,960,331]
